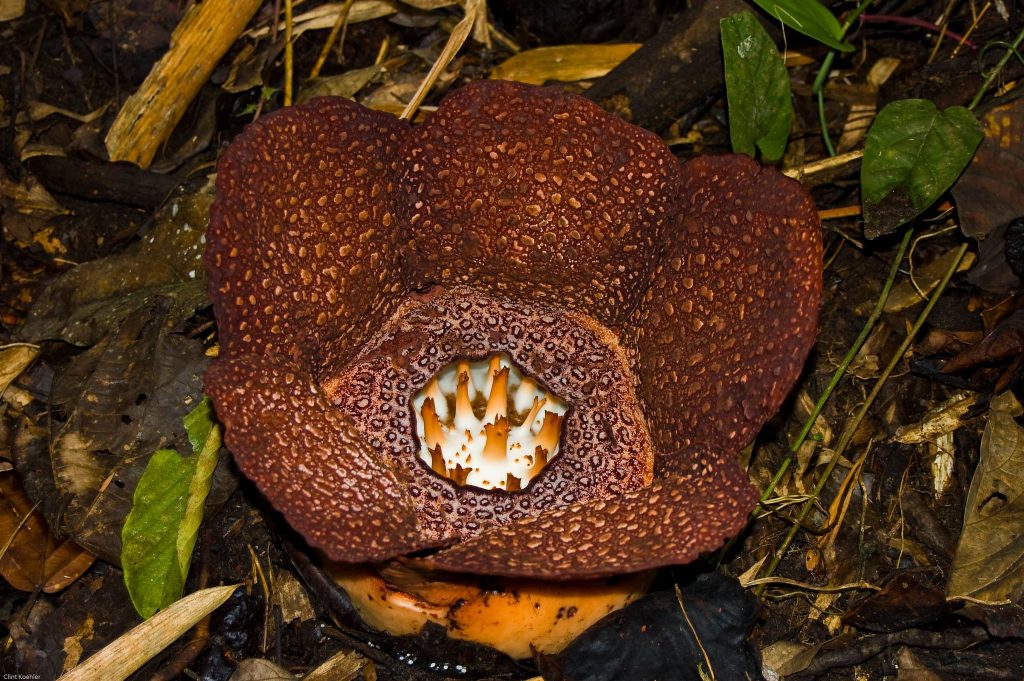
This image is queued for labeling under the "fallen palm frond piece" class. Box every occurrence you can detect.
[58,584,239,681]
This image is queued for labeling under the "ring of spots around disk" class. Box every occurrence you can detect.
[320,287,655,546]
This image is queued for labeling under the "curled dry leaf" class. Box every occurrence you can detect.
[948,392,1024,601]
[761,640,821,677]
[0,472,96,593]
[0,344,38,395]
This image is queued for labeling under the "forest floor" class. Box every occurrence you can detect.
[2,1,1024,680]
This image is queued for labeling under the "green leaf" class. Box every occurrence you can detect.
[748,0,854,52]
[721,11,793,161]
[122,397,221,618]
[862,99,983,235]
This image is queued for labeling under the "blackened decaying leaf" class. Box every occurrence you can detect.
[844,575,956,633]
[536,573,761,681]
[1006,217,1024,279]
[13,299,234,564]
[19,182,211,347]
[488,0,658,44]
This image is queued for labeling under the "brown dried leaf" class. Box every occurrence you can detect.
[952,99,1024,291]
[948,392,1024,601]
[954,99,1024,240]
[0,472,95,593]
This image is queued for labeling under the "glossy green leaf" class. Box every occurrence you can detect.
[722,11,793,161]
[748,0,853,52]
[862,99,983,235]
[122,397,221,618]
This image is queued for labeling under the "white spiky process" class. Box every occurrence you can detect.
[412,353,567,491]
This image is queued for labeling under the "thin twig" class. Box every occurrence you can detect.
[952,1,990,59]
[309,0,355,79]
[676,585,715,681]
[745,576,881,592]
[784,149,864,180]
[400,8,476,120]
[969,24,1024,109]
[284,0,294,106]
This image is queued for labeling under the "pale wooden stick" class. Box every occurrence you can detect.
[400,6,477,120]
[104,0,262,168]
[784,149,864,181]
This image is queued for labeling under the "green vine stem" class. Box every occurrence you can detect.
[755,241,969,596]
[814,0,876,156]
[969,24,1024,110]
[755,227,913,507]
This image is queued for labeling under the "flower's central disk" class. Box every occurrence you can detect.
[412,353,567,491]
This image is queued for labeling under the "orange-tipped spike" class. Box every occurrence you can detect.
[535,411,562,454]
[513,376,538,412]
[487,355,503,383]
[450,464,471,486]
[528,446,548,480]
[520,396,547,430]
[454,371,475,430]
[456,361,475,399]
[485,367,510,422]
[421,398,446,451]
[528,411,561,478]
[430,445,447,476]
[482,417,509,465]
[424,378,448,422]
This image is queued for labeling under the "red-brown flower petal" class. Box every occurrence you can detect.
[628,155,821,472]
[205,97,407,364]
[398,80,682,325]
[420,447,757,579]
[205,355,433,562]
[320,286,655,544]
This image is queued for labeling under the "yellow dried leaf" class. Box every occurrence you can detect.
[490,44,641,86]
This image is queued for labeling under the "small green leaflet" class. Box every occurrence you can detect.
[122,397,221,618]
[722,11,793,161]
[748,0,853,52]
[862,99,983,235]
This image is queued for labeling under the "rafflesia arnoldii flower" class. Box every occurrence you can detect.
[204,80,821,657]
